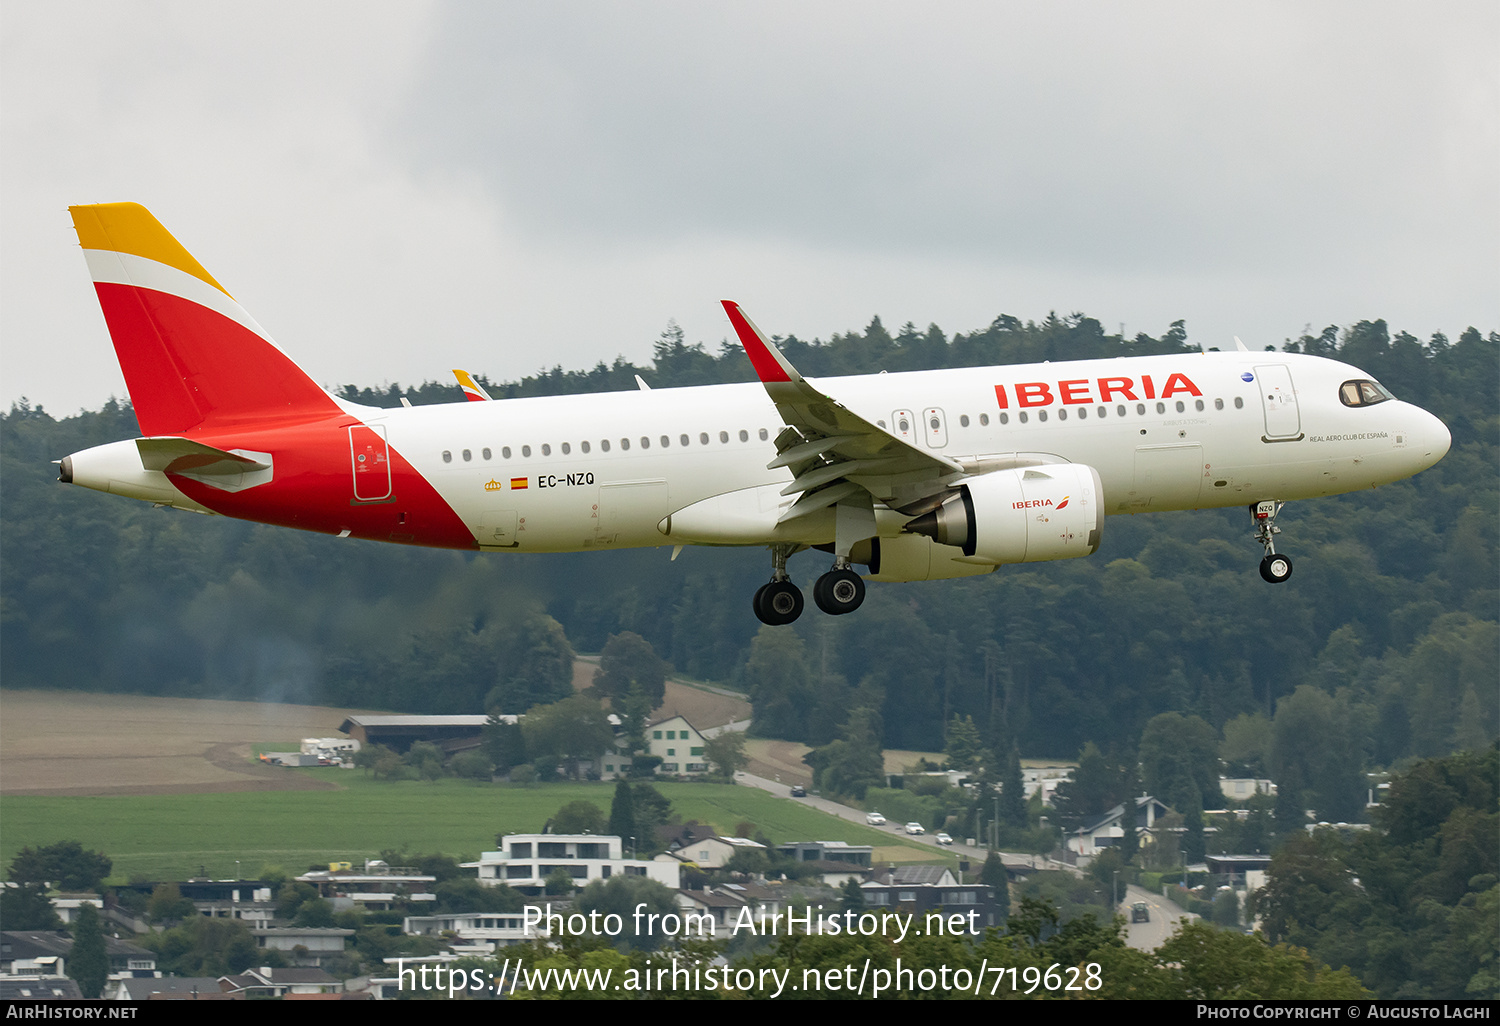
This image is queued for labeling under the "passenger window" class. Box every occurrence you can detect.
[719,431,729,443]
[462,449,472,461]
[601,439,610,452]
[700,432,710,445]
[1018,412,1028,424]
[739,429,749,442]
[561,442,570,455]
[1175,401,1185,413]
[1057,409,1067,421]
[442,450,452,463]
[1117,405,1127,417]
[521,445,531,457]
[1077,407,1087,419]
[1136,404,1146,415]
[1234,397,1244,409]
[1156,402,1166,414]
[581,441,590,454]
[660,435,669,448]
[959,414,970,427]
[759,428,769,440]
[878,420,886,428]
[1215,398,1224,410]
[998,413,1008,425]
[1195,400,1204,412]
[621,438,630,450]
[640,437,649,449]
[502,446,512,459]
[1038,410,1048,422]
[482,447,492,460]
[979,414,989,426]
[541,444,551,456]
[1097,406,1106,418]
[680,434,689,446]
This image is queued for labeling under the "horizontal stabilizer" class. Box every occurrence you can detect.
[135,437,273,492]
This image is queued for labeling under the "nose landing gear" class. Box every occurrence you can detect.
[1252,500,1293,583]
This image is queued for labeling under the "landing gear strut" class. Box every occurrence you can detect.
[1251,500,1293,583]
[753,544,804,625]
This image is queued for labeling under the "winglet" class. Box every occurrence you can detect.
[721,301,800,385]
[452,369,493,401]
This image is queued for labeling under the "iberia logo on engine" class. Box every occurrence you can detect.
[1015,495,1069,510]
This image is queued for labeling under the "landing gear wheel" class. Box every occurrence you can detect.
[752,583,770,621]
[754,580,804,625]
[1259,552,1293,583]
[813,568,866,615]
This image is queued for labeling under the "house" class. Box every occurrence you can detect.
[469,834,680,895]
[218,967,341,997]
[251,927,355,967]
[403,911,542,953]
[0,930,157,981]
[649,715,710,776]
[775,841,873,885]
[669,835,766,870]
[1219,778,1276,801]
[862,866,1001,928]
[295,861,437,911]
[1065,795,1175,857]
[114,977,238,1001]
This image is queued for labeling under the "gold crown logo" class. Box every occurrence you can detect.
[484,479,503,492]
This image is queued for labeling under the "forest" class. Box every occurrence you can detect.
[2,313,1495,776]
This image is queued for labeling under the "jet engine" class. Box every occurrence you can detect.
[902,464,1103,565]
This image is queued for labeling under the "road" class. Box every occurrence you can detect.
[734,770,1191,951]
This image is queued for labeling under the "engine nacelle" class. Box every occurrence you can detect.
[903,463,1103,565]
[851,534,998,583]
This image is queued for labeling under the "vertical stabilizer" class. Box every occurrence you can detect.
[70,203,340,436]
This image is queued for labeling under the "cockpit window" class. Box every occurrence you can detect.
[1339,379,1395,407]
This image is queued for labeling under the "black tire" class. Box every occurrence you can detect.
[1259,552,1293,583]
[760,580,804,625]
[752,582,773,624]
[813,568,866,615]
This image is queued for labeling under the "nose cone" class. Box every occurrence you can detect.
[1412,406,1451,470]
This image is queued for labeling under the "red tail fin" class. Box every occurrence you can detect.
[70,203,340,436]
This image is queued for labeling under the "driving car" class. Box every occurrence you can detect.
[904,822,925,835]
[934,831,953,845]
[789,785,806,797]
[866,811,886,825]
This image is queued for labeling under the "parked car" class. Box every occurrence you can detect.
[934,831,953,845]
[789,785,806,797]
[904,822,925,835]
[866,811,886,825]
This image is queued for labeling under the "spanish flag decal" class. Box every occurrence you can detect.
[511,477,529,490]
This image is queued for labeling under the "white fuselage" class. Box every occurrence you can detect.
[356,350,1448,553]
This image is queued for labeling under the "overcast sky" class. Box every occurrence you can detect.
[3,2,1496,415]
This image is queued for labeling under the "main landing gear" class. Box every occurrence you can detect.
[753,544,805,626]
[752,543,869,625]
[1251,500,1294,583]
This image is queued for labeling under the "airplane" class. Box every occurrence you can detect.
[57,202,1452,625]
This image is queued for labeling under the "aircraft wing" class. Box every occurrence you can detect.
[721,301,966,521]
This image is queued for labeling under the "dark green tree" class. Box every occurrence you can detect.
[66,903,108,999]
[593,631,670,710]
[553,799,607,834]
[1000,743,1027,829]
[10,841,112,891]
[608,780,636,844]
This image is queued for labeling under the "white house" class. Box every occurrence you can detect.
[403,912,542,952]
[1065,795,1175,856]
[469,835,681,894]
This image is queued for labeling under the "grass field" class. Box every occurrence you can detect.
[0,769,938,882]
